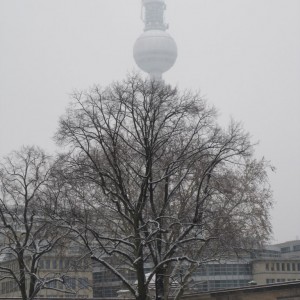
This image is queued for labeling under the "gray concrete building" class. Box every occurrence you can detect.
[91,240,300,297]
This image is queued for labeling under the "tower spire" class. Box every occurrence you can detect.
[134,0,177,80]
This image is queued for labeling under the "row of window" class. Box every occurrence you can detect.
[252,250,281,258]
[0,258,90,275]
[195,264,251,276]
[93,271,120,283]
[94,286,119,298]
[1,262,19,272]
[266,278,300,284]
[195,279,250,292]
[1,277,89,295]
[45,277,89,290]
[281,244,300,253]
[39,258,89,271]
[1,280,19,294]
[265,262,300,272]
[93,270,138,283]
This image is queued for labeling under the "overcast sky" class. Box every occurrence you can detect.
[0,0,299,243]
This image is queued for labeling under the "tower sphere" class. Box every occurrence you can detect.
[133,30,177,79]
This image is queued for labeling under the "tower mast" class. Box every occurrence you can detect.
[142,0,167,31]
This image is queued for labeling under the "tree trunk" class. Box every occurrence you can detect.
[18,254,28,300]
[155,266,166,300]
[136,261,148,300]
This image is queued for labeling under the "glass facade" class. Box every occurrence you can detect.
[194,279,250,292]
[192,263,252,292]
[195,263,251,276]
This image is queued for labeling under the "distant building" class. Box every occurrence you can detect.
[91,240,300,297]
[0,247,93,298]
[252,240,300,286]
[189,260,253,292]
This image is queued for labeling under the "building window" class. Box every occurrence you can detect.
[39,260,44,269]
[276,263,280,271]
[196,266,206,276]
[78,277,89,289]
[266,263,269,271]
[45,259,51,269]
[58,281,64,290]
[238,264,251,275]
[46,279,57,289]
[83,259,89,270]
[94,286,119,298]
[293,245,300,251]
[52,259,57,269]
[282,263,285,271]
[281,247,290,253]
[292,263,296,271]
[65,259,70,269]
[200,264,250,276]
[287,263,290,271]
[65,277,76,290]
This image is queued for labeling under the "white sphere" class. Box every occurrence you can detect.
[133,30,177,77]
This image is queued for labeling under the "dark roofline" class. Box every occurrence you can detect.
[214,280,300,295]
[183,281,300,298]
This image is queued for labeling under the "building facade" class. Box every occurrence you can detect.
[252,240,300,286]
[0,253,93,298]
[190,260,253,292]
[91,240,300,297]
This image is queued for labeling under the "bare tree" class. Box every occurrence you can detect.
[55,75,273,300]
[0,146,80,300]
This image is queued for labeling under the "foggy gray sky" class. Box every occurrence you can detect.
[0,0,299,243]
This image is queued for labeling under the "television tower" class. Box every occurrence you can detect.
[133,0,177,80]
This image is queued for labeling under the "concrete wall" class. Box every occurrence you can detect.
[252,260,300,285]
